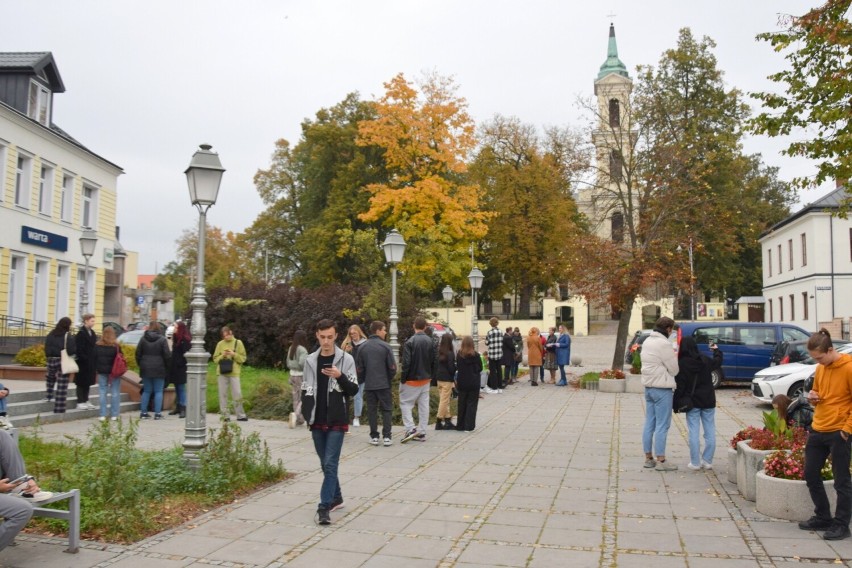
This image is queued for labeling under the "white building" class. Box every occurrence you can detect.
[760,187,852,333]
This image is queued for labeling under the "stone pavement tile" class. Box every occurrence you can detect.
[110,555,193,568]
[242,523,320,545]
[614,552,687,567]
[670,500,730,518]
[504,484,559,500]
[467,463,515,476]
[555,487,607,502]
[0,542,117,568]
[312,530,389,554]
[252,490,315,509]
[400,477,457,493]
[284,547,371,568]
[529,547,600,567]
[448,480,501,494]
[687,559,761,568]
[365,501,430,518]
[538,527,602,549]
[475,522,541,544]
[438,491,494,507]
[552,496,607,515]
[759,536,840,559]
[486,509,548,528]
[825,538,852,559]
[344,513,412,533]
[229,502,291,522]
[675,518,741,536]
[617,531,684,553]
[345,477,404,498]
[205,539,291,565]
[617,501,674,516]
[386,486,447,502]
[360,554,445,568]
[544,512,602,531]
[748,520,804,538]
[616,489,671,503]
[617,516,677,534]
[498,494,553,510]
[146,534,229,557]
[680,534,753,555]
[272,503,322,525]
[557,475,609,490]
[417,504,481,523]
[456,542,534,566]
[378,534,453,559]
[181,518,260,539]
[403,519,470,538]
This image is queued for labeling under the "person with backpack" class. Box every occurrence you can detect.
[674,337,723,471]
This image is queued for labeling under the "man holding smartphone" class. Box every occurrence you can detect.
[0,429,51,550]
[300,319,360,526]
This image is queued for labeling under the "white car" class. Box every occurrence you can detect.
[751,343,852,403]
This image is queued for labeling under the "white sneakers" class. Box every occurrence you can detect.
[484,387,502,394]
[77,402,96,410]
[353,418,360,427]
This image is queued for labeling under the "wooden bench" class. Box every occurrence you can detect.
[30,489,80,553]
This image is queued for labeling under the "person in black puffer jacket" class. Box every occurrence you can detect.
[454,336,483,432]
[134,322,171,420]
[675,337,723,471]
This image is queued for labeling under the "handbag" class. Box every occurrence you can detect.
[673,371,698,413]
[60,333,79,375]
[219,358,234,375]
[110,345,128,380]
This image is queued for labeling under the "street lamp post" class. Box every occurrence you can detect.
[78,228,98,318]
[382,229,406,363]
[468,268,484,348]
[183,144,225,470]
[677,238,695,321]
[442,285,454,327]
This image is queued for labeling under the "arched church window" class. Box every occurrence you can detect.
[609,150,623,182]
[611,211,624,244]
[609,99,620,127]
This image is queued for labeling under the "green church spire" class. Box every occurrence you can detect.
[597,23,629,80]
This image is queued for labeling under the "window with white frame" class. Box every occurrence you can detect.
[801,233,807,266]
[38,164,54,216]
[8,255,26,319]
[803,291,809,320]
[15,154,32,209]
[0,143,7,202]
[27,80,51,126]
[76,267,94,324]
[60,174,74,222]
[81,185,98,229]
[767,248,773,276]
[56,264,69,319]
[778,245,783,274]
[788,239,793,271]
[31,260,48,322]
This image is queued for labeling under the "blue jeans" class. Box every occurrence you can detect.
[642,387,673,457]
[686,408,716,465]
[311,429,344,510]
[174,383,187,406]
[97,373,122,418]
[141,377,165,415]
[353,384,363,418]
[558,365,568,384]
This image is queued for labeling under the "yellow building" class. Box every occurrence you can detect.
[0,52,123,331]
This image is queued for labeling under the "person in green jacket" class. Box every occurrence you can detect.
[212,326,248,421]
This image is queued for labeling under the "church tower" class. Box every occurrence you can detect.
[577,24,633,243]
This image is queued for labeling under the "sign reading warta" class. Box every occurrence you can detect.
[20,226,68,252]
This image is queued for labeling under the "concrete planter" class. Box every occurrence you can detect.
[625,374,643,393]
[598,378,626,393]
[0,365,46,381]
[727,447,738,484]
[756,471,835,521]
[736,440,775,501]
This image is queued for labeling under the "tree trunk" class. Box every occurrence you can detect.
[518,284,533,318]
[612,295,636,370]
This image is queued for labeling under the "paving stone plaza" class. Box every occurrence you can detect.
[4,335,851,567]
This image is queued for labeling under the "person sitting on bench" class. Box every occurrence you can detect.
[0,429,51,551]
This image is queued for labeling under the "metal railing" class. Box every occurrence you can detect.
[0,315,49,347]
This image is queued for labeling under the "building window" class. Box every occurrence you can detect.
[767,248,772,276]
[77,267,94,324]
[27,81,51,126]
[778,245,782,273]
[8,255,26,319]
[779,296,784,321]
[32,260,48,323]
[801,233,807,266]
[60,174,74,222]
[609,150,623,182]
[609,98,620,127]
[56,264,69,320]
[768,298,773,322]
[81,185,98,229]
[803,291,809,320]
[611,211,624,244]
[38,165,54,216]
[789,294,795,321]
[788,239,793,271]
[0,143,6,203]
[15,154,32,209]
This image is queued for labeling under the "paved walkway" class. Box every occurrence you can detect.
[3,336,852,567]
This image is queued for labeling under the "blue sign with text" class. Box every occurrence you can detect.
[21,226,68,252]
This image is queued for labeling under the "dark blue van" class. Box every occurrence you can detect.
[675,322,811,387]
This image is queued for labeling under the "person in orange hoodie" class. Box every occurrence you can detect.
[799,328,852,541]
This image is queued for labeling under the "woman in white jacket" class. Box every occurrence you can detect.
[641,317,679,471]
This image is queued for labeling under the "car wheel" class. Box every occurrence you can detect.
[711,369,722,389]
[787,381,805,399]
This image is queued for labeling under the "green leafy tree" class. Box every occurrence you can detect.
[750,0,852,192]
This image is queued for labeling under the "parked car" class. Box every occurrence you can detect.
[101,321,124,337]
[769,339,849,366]
[117,329,145,346]
[429,322,455,340]
[125,322,147,331]
[624,329,653,364]
[752,343,852,403]
[675,322,811,387]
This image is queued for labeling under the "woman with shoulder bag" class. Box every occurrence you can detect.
[675,337,723,471]
[43,317,76,414]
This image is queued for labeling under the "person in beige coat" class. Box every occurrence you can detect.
[641,317,679,471]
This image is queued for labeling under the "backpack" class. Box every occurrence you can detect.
[787,395,814,429]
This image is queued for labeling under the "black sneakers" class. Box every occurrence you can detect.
[330,497,345,512]
[798,516,833,531]
[316,507,331,525]
[824,524,851,540]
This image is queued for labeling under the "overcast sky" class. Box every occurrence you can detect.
[4,0,832,274]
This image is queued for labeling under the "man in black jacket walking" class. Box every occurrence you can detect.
[356,321,397,447]
[400,317,436,443]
